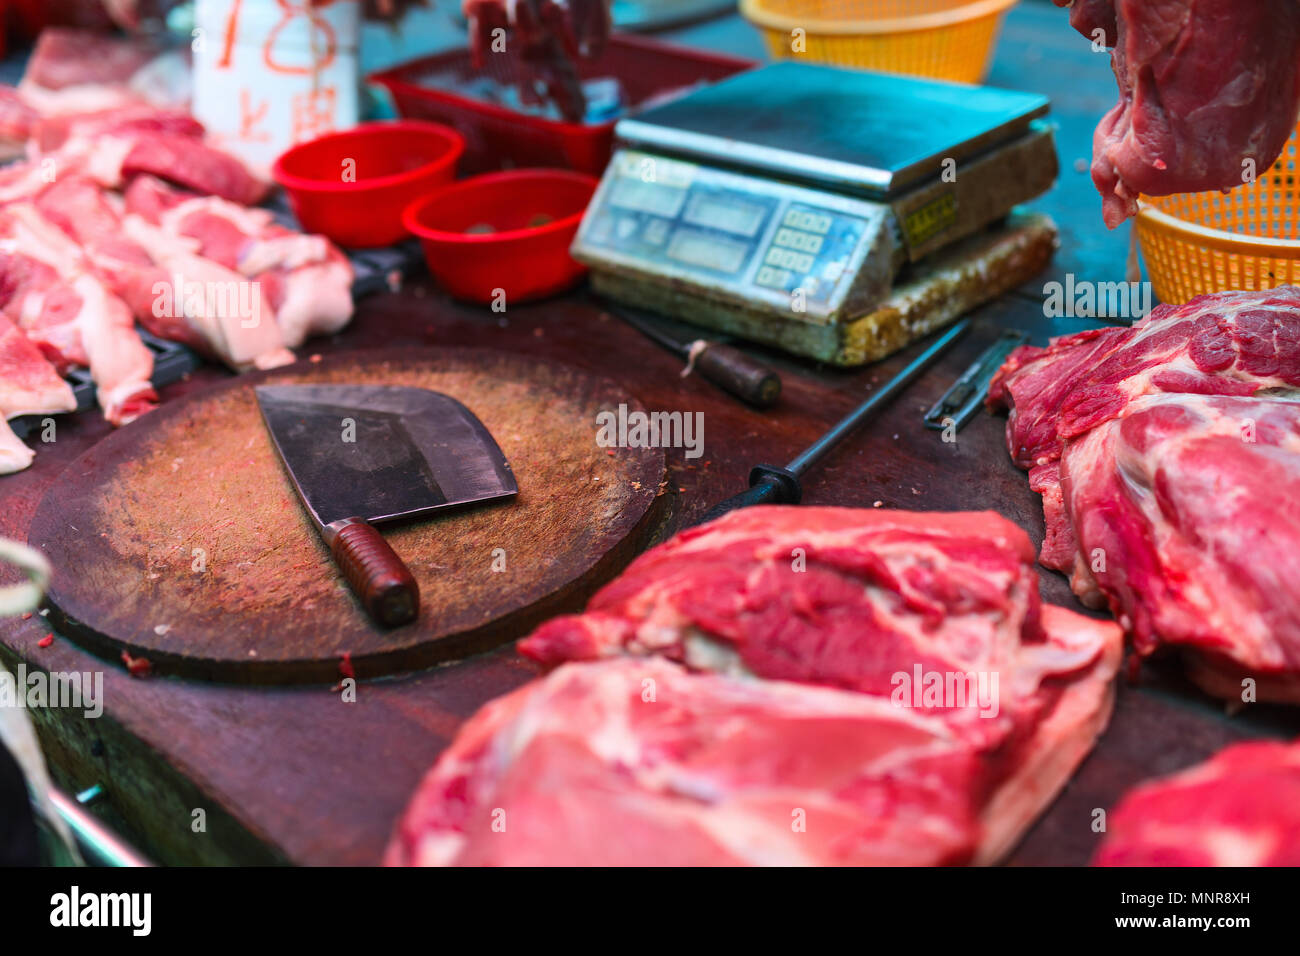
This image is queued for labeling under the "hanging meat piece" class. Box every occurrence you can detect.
[463,0,611,121]
[1055,0,1300,227]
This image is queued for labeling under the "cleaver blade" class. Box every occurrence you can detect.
[254,384,517,628]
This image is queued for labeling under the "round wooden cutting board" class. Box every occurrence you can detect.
[29,349,667,683]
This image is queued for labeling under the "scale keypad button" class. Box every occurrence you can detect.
[756,266,793,288]
[773,228,825,254]
[764,246,815,273]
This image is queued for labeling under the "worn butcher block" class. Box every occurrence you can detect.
[27,349,667,683]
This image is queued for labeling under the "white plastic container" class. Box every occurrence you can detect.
[192,0,362,176]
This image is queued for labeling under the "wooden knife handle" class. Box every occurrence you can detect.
[693,343,782,408]
[327,519,419,628]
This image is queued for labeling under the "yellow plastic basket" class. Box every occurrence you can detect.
[738,0,1019,83]
[1136,119,1300,304]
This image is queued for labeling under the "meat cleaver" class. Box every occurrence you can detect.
[255,384,517,628]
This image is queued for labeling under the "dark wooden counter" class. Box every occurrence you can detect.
[2,1,1296,865]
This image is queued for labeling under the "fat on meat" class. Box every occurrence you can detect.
[1055,0,1300,227]
[989,287,1300,702]
[0,314,76,474]
[1095,739,1300,866]
[388,507,1123,866]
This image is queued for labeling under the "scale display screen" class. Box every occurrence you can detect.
[683,193,767,238]
[666,229,749,273]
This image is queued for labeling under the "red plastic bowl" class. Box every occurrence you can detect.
[273,120,464,248]
[403,170,597,304]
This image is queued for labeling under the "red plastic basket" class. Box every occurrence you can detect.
[368,34,755,176]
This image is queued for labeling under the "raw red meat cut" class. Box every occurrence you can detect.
[37,121,270,207]
[989,287,1300,701]
[1055,0,1300,227]
[1094,739,1300,866]
[1065,393,1300,701]
[389,507,1123,866]
[2,29,264,205]
[0,314,76,474]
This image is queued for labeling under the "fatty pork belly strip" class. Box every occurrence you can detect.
[521,506,1123,861]
[0,315,76,474]
[0,203,155,425]
[1095,739,1300,866]
[1055,1,1300,228]
[124,176,354,348]
[34,176,294,371]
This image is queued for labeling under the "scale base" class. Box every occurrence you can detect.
[590,211,1058,366]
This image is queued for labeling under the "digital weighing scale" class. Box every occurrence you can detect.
[571,62,1059,366]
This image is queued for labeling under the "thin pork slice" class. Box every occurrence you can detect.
[125,176,354,347]
[120,215,294,371]
[0,314,76,474]
[1095,739,1300,866]
[0,203,155,425]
